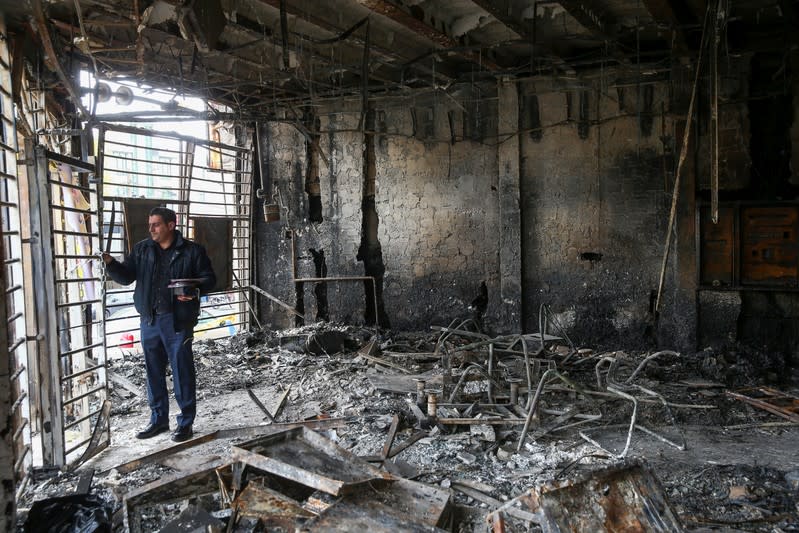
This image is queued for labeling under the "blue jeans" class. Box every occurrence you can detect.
[140,314,196,429]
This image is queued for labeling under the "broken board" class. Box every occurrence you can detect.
[232,427,392,496]
[233,482,316,528]
[726,387,799,422]
[306,477,451,532]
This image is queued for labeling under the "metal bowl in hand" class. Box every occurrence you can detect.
[167,278,205,297]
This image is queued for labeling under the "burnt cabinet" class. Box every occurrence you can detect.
[699,204,799,289]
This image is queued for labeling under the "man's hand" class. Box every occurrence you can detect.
[101,252,114,265]
[176,295,196,302]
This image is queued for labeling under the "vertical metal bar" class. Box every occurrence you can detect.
[0,15,19,513]
[710,0,719,224]
[26,141,65,466]
[1,13,32,489]
[96,126,110,415]
[187,142,195,234]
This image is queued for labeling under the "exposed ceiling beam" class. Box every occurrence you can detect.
[554,1,636,67]
[220,24,408,91]
[468,0,577,74]
[557,0,614,38]
[640,0,693,53]
[252,0,457,82]
[354,0,501,71]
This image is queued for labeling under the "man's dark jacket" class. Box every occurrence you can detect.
[106,230,216,331]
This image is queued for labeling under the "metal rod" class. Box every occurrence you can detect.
[56,298,102,308]
[103,138,187,155]
[62,385,106,407]
[50,205,97,215]
[102,122,249,152]
[47,179,94,193]
[654,3,712,315]
[61,364,105,383]
[59,342,104,358]
[12,418,29,442]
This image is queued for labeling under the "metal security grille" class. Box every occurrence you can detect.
[98,123,252,357]
[26,145,109,467]
[0,14,33,488]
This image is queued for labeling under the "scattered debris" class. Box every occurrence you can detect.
[726,386,799,422]
[24,493,113,533]
[15,322,799,531]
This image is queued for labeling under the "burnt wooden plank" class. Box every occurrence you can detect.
[114,418,349,474]
[232,427,392,496]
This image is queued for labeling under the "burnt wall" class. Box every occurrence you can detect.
[696,52,799,358]
[520,79,673,348]
[256,91,506,331]
[373,95,503,330]
[254,121,308,330]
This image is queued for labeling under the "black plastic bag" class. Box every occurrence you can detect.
[24,494,112,533]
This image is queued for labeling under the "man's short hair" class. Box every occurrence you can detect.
[149,206,177,225]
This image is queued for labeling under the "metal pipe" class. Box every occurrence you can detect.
[517,369,588,451]
[426,390,439,418]
[103,122,250,153]
[625,350,678,384]
[414,378,426,406]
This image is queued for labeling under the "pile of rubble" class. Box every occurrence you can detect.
[17,320,799,531]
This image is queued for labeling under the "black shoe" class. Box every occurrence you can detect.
[136,423,169,439]
[171,426,193,442]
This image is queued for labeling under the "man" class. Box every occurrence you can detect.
[103,207,216,442]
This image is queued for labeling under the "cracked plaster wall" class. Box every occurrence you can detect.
[256,78,716,349]
[520,79,673,348]
[374,99,501,330]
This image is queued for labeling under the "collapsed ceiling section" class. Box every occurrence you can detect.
[6,0,794,120]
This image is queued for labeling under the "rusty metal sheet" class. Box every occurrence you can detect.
[492,462,683,533]
[726,387,799,422]
[306,478,452,532]
[232,427,393,496]
[233,482,316,525]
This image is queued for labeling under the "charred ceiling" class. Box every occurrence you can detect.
[4,0,797,120]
